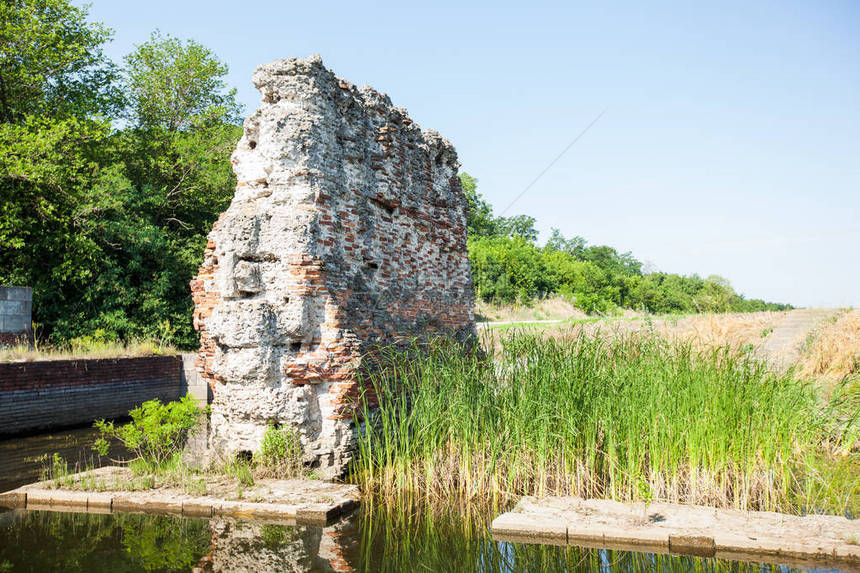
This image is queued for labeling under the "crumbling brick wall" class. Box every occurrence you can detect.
[191,55,475,475]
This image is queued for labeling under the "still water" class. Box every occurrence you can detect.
[0,432,845,572]
[1,508,832,573]
[0,426,127,492]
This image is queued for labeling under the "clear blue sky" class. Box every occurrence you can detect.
[83,1,860,307]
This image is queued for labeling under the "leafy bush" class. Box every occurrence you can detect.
[94,395,204,466]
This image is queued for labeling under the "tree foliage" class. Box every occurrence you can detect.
[461,173,791,314]
[0,0,121,123]
[0,1,241,348]
[124,31,241,130]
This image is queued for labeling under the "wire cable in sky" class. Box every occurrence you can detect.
[499,108,607,216]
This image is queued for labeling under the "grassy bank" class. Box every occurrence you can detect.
[351,332,858,516]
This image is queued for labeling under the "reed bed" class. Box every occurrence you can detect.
[351,332,858,516]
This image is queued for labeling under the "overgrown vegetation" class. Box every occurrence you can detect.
[84,397,305,494]
[352,333,858,516]
[462,174,792,314]
[256,423,304,478]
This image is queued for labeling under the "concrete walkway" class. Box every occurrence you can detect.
[756,308,839,370]
[492,497,858,570]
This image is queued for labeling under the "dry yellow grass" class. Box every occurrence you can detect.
[482,311,788,358]
[653,311,787,351]
[0,340,177,363]
[798,309,860,380]
[554,312,784,349]
[476,296,588,323]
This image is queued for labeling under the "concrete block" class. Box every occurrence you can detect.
[87,493,113,513]
[568,523,669,551]
[247,503,299,520]
[0,300,23,315]
[0,491,26,509]
[182,501,214,517]
[668,534,716,558]
[492,512,567,543]
[2,315,27,332]
[112,496,182,515]
[45,490,89,509]
[5,287,32,301]
[295,503,341,525]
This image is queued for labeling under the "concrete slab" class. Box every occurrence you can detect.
[2,466,360,526]
[492,510,568,543]
[492,496,859,570]
[87,493,112,513]
[0,491,26,509]
[182,501,213,518]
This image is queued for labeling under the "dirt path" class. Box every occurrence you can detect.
[756,308,840,370]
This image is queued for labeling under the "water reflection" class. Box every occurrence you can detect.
[0,510,210,572]
[0,505,821,573]
[0,427,129,492]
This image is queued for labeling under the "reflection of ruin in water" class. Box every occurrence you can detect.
[199,519,355,573]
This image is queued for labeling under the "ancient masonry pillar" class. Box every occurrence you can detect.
[190,55,476,476]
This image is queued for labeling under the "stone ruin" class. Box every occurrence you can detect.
[191,55,476,476]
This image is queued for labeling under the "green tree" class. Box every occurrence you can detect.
[459,172,539,242]
[124,31,241,130]
[92,32,244,345]
[545,227,586,256]
[460,172,498,238]
[0,0,121,123]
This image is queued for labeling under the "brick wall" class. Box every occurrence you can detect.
[0,355,183,436]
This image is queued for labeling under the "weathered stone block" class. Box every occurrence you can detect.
[0,491,26,509]
[192,55,475,475]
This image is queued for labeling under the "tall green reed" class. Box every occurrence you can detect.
[351,331,857,515]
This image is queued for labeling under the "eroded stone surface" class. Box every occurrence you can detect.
[191,55,475,475]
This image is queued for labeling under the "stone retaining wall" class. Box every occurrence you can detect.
[0,355,183,436]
